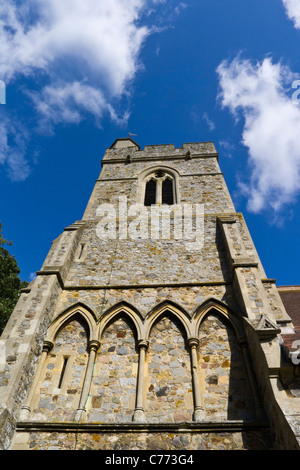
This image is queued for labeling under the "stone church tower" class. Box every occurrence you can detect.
[1,138,300,450]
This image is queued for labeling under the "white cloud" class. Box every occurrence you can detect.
[0,115,31,181]
[0,0,160,180]
[27,81,131,134]
[0,0,150,92]
[282,0,300,29]
[218,140,235,159]
[29,272,37,281]
[0,1,187,181]
[202,112,215,131]
[174,2,187,16]
[28,82,114,130]
[217,57,300,215]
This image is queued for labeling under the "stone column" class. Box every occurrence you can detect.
[20,340,54,421]
[156,178,162,204]
[75,339,100,422]
[188,338,205,422]
[132,339,149,423]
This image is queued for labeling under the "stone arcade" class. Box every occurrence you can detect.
[0,138,300,450]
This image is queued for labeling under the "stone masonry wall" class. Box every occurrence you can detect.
[16,306,259,427]
[30,317,89,422]
[12,428,273,450]
[145,315,193,422]
[52,285,238,323]
[64,217,231,287]
[87,316,138,423]
[198,314,256,421]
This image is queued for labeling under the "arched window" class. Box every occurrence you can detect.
[144,170,176,206]
[162,177,174,205]
[30,315,89,422]
[144,179,157,206]
[198,312,256,421]
[145,312,192,422]
[88,314,138,423]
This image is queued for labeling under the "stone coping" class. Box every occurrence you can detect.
[102,153,220,165]
[26,277,232,292]
[97,172,223,181]
[16,420,269,434]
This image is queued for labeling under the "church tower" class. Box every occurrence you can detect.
[1,138,300,450]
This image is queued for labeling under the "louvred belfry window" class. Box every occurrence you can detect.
[144,171,175,206]
[144,179,157,206]
[162,178,174,205]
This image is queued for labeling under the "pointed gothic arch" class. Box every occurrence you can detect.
[192,298,245,340]
[145,300,192,340]
[144,300,194,423]
[88,302,141,423]
[25,303,95,422]
[137,165,180,206]
[194,298,262,422]
[46,302,98,344]
[99,301,143,341]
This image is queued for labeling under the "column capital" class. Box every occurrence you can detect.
[137,339,149,350]
[42,340,54,353]
[187,337,199,349]
[88,339,100,353]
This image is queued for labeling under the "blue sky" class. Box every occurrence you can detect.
[0,0,300,286]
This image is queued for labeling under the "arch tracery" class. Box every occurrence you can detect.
[99,301,143,342]
[21,299,263,424]
[145,301,192,340]
[46,302,98,344]
[192,298,245,340]
[137,165,180,206]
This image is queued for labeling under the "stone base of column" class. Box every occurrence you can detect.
[19,406,31,421]
[75,408,87,423]
[132,408,146,423]
[193,407,205,422]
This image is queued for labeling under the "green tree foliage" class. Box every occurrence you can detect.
[0,222,28,334]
